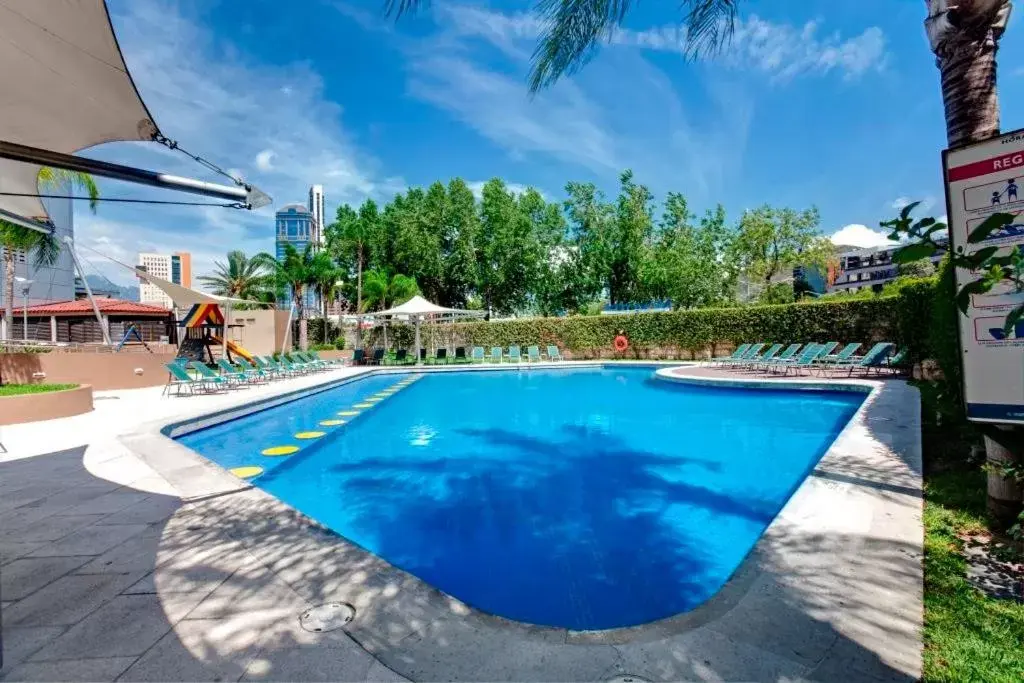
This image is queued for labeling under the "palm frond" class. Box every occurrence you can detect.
[384,0,426,18]
[37,168,100,213]
[528,0,738,92]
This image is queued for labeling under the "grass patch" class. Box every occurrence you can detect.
[0,383,78,397]
[923,467,1024,682]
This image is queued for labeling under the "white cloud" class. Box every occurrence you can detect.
[255,149,276,171]
[830,224,900,249]
[891,195,936,213]
[73,0,405,288]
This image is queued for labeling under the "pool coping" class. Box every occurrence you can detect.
[119,363,923,681]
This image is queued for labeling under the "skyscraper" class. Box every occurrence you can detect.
[308,184,325,246]
[274,204,317,309]
[138,252,191,308]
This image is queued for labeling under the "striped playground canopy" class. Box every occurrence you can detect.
[181,303,224,328]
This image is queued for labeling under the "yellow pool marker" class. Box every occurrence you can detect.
[353,402,374,409]
[295,431,326,439]
[364,397,383,403]
[261,445,299,457]
[338,410,360,417]
[319,419,346,427]
[231,466,263,479]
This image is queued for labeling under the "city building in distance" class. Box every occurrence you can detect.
[829,237,946,294]
[309,184,326,247]
[274,203,317,309]
[137,252,191,308]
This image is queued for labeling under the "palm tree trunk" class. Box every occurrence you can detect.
[355,251,363,350]
[3,250,14,341]
[296,289,308,351]
[935,31,1000,147]
[322,289,329,344]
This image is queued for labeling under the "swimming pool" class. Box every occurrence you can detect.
[176,366,864,630]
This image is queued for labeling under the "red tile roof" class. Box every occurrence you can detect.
[13,298,171,316]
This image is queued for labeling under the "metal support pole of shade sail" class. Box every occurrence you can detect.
[63,236,112,346]
[0,140,271,209]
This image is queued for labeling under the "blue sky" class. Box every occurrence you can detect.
[78,0,1024,286]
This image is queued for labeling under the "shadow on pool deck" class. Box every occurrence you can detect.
[2,376,922,681]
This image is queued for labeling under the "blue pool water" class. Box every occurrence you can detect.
[177,367,863,630]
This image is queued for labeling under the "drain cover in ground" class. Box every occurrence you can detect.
[607,677,650,683]
[299,603,355,632]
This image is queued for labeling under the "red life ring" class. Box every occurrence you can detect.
[613,335,629,352]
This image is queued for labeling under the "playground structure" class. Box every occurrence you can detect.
[175,303,256,366]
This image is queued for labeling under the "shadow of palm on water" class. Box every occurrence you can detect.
[320,423,778,630]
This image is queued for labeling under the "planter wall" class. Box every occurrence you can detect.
[0,353,180,390]
[0,384,93,425]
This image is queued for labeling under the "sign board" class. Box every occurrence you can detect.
[943,127,1024,424]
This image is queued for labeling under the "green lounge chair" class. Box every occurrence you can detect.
[300,351,331,370]
[753,343,801,370]
[471,347,485,363]
[816,343,861,367]
[816,341,840,358]
[834,343,895,376]
[765,344,824,375]
[277,356,308,375]
[489,347,503,363]
[258,356,295,377]
[189,361,238,387]
[289,352,323,371]
[710,343,750,366]
[250,356,283,379]
[454,347,468,363]
[507,345,522,363]
[309,350,342,366]
[546,345,563,361]
[164,363,205,396]
[881,347,909,375]
[719,343,765,367]
[392,349,409,365]
[527,345,541,362]
[743,343,783,369]
[351,349,365,366]
[215,358,253,384]
[236,357,271,382]
[434,348,448,364]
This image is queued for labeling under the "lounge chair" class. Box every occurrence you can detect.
[489,346,503,363]
[434,348,448,364]
[471,346,485,363]
[419,348,428,364]
[249,356,284,379]
[454,347,468,363]
[546,345,563,361]
[216,358,254,384]
[815,341,841,358]
[370,348,385,365]
[236,357,272,382]
[507,345,522,363]
[752,343,801,371]
[189,361,237,388]
[816,343,861,367]
[301,351,332,370]
[527,345,541,362]
[309,350,342,366]
[710,343,750,366]
[164,363,206,396]
[881,347,909,375]
[259,356,296,377]
[351,349,365,366]
[291,352,326,371]
[392,349,409,365]
[742,343,783,369]
[833,343,895,376]
[765,344,824,375]
[719,343,765,367]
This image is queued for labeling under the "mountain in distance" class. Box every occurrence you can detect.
[84,274,139,301]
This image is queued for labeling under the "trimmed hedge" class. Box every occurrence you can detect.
[431,291,936,360]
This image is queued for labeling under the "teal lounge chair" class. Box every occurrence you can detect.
[765,344,824,375]
[309,350,342,366]
[489,347,503,363]
[236,357,271,382]
[216,358,254,384]
[815,341,840,358]
[189,361,237,388]
[741,343,783,369]
[815,343,861,367]
[710,343,750,366]
[833,343,895,376]
[258,356,294,377]
[164,363,206,396]
[250,356,283,379]
[276,356,307,375]
[753,343,801,370]
[546,345,564,361]
[471,347,485,363]
[719,343,765,367]
[881,347,909,375]
[507,345,522,363]
[527,345,541,362]
[290,352,324,371]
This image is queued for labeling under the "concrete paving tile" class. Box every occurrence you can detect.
[185,562,308,620]
[73,530,182,576]
[28,594,200,661]
[118,617,264,682]
[806,637,916,682]
[0,556,92,601]
[28,523,149,558]
[1,572,143,627]
[610,627,810,682]
[54,490,151,517]
[0,657,135,682]
[32,483,125,512]
[241,645,376,682]
[364,660,410,682]
[0,541,46,566]
[0,514,107,544]
[123,542,249,597]
[0,505,62,534]
[0,627,66,672]
[96,496,182,526]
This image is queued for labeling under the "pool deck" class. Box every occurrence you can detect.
[0,362,922,682]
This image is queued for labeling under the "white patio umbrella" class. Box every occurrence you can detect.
[372,295,485,365]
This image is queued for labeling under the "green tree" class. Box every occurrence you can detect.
[609,170,654,304]
[898,258,937,279]
[730,205,832,292]
[309,250,346,344]
[563,180,614,306]
[197,250,275,304]
[255,244,317,351]
[327,200,378,349]
[2,169,99,341]
[440,178,479,308]
[360,270,419,312]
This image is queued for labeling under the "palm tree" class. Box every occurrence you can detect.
[326,202,378,350]
[309,251,346,344]
[255,244,317,351]
[389,0,1013,147]
[361,269,419,350]
[2,169,98,340]
[197,251,275,305]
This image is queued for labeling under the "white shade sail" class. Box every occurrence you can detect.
[0,0,161,222]
[373,295,486,320]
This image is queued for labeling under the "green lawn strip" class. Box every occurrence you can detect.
[923,469,1024,683]
[0,383,78,397]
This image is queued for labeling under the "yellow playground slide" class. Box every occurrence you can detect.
[209,335,255,362]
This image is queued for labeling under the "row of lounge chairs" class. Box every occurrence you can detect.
[353,345,565,365]
[708,341,905,376]
[163,351,340,396]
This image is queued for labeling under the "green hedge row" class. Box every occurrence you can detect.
[429,286,939,360]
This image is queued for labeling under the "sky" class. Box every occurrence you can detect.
[73,0,1024,287]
